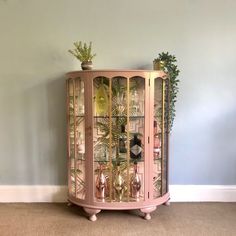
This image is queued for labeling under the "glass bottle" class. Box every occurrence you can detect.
[153,121,161,158]
[117,90,126,115]
[119,125,127,154]
[113,163,125,201]
[77,82,84,115]
[95,78,109,116]
[77,132,85,155]
[130,161,141,200]
[95,164,107,201]
[130,134,142,160]
[130,88,139,116]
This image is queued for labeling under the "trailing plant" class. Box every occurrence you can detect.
[154,52,180,132]
[68,41,96,62]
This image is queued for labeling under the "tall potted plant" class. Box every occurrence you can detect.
[153,52,180,132]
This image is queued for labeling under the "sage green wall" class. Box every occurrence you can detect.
[0,0,235,184]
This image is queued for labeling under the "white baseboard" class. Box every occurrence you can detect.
[0,185,68,203]
[0,185,236,203]
[169,185,236,202]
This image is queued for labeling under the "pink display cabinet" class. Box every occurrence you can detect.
[66,70,169,221]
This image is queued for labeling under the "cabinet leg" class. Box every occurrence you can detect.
[164,199,170,206]
[67,200,73,206]
[83,207,101,221]
[140,206,156,220]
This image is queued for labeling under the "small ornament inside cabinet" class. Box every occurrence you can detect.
[66,70,169,221]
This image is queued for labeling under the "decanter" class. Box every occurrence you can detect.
[95,165,107,201]
[113,163,125,201]
[153,121,161,158]
[130,88,139,115]
[130,134,142,160]
[119,125,127,154]
[77,132,85,155]
[130,161,141,199]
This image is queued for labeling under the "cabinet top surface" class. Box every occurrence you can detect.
[66,70,166,78]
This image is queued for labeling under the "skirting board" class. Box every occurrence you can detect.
[0,185,236,203]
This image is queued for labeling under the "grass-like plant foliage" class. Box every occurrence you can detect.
[68,41,96,62]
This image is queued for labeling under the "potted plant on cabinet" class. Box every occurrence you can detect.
[68,41,96,70]
[153,52,180,132]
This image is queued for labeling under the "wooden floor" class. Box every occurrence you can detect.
[0,203,236,236]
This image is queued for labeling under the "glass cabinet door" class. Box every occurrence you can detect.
[67,77,85,200]
[153,77,168,198]
[128,76,145,202]
[93,76,145,202]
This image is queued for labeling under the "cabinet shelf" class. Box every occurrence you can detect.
[94,158,145,163]
[93,115,145,119]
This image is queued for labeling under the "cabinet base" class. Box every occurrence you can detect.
[68,192,170,221]
[84,206,158,221]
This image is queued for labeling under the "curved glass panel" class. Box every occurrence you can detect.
[153,77,162,198]
[68,77,85,200]
[162,79,169,195]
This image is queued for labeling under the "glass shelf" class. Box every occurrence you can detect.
[93,115,144,119]
[94,158,145,163]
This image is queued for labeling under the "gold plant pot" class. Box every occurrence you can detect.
[153,60,165,70]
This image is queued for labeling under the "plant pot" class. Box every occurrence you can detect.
[153,60,165,70]
[81,61,93,70]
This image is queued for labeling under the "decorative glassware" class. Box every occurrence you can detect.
[77,82,85,115]
[77,132,85,155]
[95,164,107,201]
[130,88,140,116]
[130,161,141,200]
[95,78,109,116]
[130,134,142,160]
[117,91,126,114]
[113,163,125,201]
[153,121,161,158]
[119,125,127,154]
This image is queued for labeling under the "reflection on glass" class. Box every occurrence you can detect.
[95,78,109,116]
[93,77,110,162]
